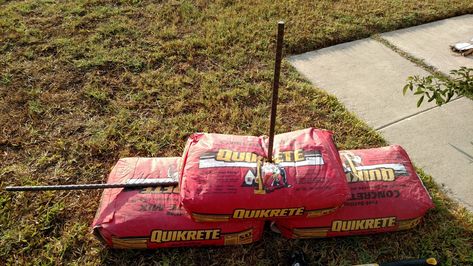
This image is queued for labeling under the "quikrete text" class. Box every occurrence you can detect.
[216,149,260,162]
[215,149,306,163]
[274,149,305,163]
[348,168,396,182]
[150,229,221,243]
[331,217,396,232]
[233,207,305,219]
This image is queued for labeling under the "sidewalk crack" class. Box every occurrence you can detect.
[371,34,449,79]
[375,96,463,131]
[371,34,465,131]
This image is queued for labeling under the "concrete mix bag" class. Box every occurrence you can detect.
[92,157,264,249]
[274,145,434,239]
[179,128,350,222]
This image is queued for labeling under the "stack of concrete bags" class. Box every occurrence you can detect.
[92,128,434,249]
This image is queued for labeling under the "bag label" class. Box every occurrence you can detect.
[233,207,305,219]
[331,217,397,232]
[341,152,408,182]
[150,229,221,243]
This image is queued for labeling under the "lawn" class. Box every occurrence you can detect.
[1,0,473,265]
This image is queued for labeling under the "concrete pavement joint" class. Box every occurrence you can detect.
[372,34,448,79]
[380,15,473,75]
[288,38,435,129]
[448,143,473,164]
[375,96,463,131]
[371,34,465,131]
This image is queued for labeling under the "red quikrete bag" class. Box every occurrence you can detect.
[179,128,350,222]
[92,157,264,248]
[274,145,434,239]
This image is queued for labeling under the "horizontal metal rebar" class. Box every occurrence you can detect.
[5,178,178,192]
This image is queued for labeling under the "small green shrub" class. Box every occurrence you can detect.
[404,67,473,107]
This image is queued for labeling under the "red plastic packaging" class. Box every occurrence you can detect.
[92,157,264,248]
[179,128,350,222]
[274,145,434,239]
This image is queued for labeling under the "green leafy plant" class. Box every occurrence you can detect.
[403,67,473,107]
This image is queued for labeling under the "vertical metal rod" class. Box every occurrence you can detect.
[267,21,285,162]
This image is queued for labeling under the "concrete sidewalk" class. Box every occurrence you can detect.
[382,15,473,75]
[289,15,473,210]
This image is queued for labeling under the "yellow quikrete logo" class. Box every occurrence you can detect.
[232,207,304,219]
[343,153,396,182]
[331,217,396,232]
[347,168,396,182]
[215,149,306,163]
[150,229,221,243]
[216,149,261,163]
[274,149,305,163]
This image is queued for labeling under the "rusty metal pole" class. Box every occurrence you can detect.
[5,178,178,192]
[267,21,285,163]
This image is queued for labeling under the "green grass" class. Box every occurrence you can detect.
[1,0,473,265]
